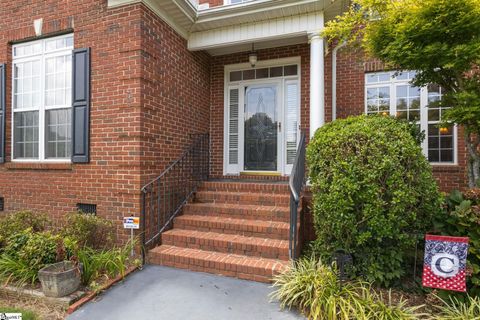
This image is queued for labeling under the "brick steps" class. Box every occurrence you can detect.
[148,180,293,283]
[198,181,289,194]
[162,229,290,260]
[148,245,290,283]
[194,190,290,206]
[183,202,290,222]
[174,214,289,240]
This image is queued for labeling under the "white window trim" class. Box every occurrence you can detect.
[223,0,253,5]
[364,72,458,165]
[11,34,74,163]
[223,57,301,176]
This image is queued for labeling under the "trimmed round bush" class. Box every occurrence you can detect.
[307,115,441,286]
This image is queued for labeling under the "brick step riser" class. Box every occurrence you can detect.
[161,234,289,260]
[182,205,290,223]
[174,220,289,240]
[194,192,290,206]
[148,251,287,283]
[198,182,290,194]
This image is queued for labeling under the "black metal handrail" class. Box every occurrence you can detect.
[141,133,209,260]
[288,132,306,259]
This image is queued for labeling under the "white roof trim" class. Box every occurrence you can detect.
[108,0,196,39]
[109,0,334,50]
[188,11,324,51]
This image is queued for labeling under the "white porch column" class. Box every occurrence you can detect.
[308,32,325,138]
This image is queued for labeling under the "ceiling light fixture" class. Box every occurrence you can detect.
[249,43,258,67]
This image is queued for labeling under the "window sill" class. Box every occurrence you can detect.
[4,162,73,171]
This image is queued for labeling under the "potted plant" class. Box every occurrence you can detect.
[38,261,82,297]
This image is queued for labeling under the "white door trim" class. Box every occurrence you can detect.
[223,57,301,176]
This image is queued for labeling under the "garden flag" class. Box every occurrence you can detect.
[422,235,469,292]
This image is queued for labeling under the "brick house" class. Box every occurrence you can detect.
[0,0,467,282]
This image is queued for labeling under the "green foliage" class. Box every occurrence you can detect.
[435,295,480,319]
[3,229,33,258]
[0,306,38,320]
[307,115,441,286]
[18,231,59,270]
[271,257,424,319]
[62,212,116,250]
[0,211,50,234]
[0,254,38,286]
[75,239,134,287]
[0,229,60,286]
[364,290,424,320]
[323,0,480,187]
[271,257,370,319]
[434,189,480,296]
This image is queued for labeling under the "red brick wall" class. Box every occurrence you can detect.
[0,1,211,243]
[139,6,211,184]
[0,1,146,242]
[209,44,310,178]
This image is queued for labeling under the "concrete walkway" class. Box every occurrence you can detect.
[68,265,304,320]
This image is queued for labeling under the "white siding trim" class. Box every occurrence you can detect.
[188,11,324,51]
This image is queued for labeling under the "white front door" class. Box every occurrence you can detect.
[224,60,300,176]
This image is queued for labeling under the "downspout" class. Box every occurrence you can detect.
[332,42,346,121]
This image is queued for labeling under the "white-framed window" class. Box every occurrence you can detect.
[12,34,73,161]
[365,71,456,164]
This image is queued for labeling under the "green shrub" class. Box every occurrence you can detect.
[62,212,116,249]
[434,189,480,296]
[18,231,59,269]
[271,257,423,319]
[0,211,50,234]
[0,230,61,286]
[3,229,33,258]
[307,115,441,286]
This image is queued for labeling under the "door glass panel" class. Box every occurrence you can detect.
[244,85,277,171]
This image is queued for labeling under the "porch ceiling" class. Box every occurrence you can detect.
[108,0,348,53]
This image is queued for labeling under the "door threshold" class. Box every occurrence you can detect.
[240,171,282,177]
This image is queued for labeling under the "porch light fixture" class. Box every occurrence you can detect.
[249,43,258,67]
[440,127,449,134]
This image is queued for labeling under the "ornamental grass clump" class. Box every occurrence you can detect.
[307,115,441,286]
[271,257,424,320]
[271,257,369,319]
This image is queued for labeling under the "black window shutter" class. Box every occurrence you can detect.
[72,48,91,163]
[0,64,5,164]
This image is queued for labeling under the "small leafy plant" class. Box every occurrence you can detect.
[62,212,116,249]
